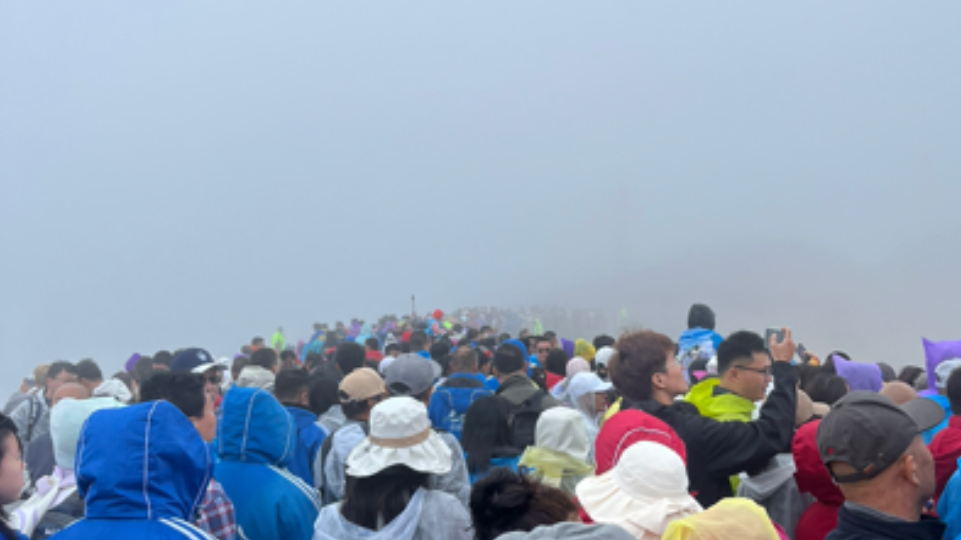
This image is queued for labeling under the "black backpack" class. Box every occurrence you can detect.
[509,390,546,450]
[31,491,84,540]
[317,421,369,505]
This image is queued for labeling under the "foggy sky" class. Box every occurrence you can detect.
[3,2,960,392]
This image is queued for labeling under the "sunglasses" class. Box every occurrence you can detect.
[205,373,223,385]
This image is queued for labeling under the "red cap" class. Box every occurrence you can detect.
[594,409,687,475]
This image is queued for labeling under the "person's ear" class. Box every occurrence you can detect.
[905,454,921,486]
[652,372,666,390]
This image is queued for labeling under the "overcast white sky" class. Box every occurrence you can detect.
[2,2,960,388]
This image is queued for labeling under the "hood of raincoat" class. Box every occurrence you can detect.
[678,328,721,352]
[314,488,426,540]
[792,420,843,506]
[683,378,755,422]
[574,340,596,362]
[217,387,293,467]
[76,401,211,521]
[503,338,529,358]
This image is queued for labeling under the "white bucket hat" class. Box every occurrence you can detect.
[576,441,702,540]
[568,372,613,401]
[346,396,452,478]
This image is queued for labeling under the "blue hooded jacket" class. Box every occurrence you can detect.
[215,388,319,540]
[428,375,494,441]
[50,401,214,540]
[283,405,327,486]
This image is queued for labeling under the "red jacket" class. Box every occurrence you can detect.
[930,415,961,503]
[793,420,843,540]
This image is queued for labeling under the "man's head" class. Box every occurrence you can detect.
[279,350,299,370]
[338,368,389,421]
[251,336,265,350]
[687,304,716,330]
[364,337,379,352]
[385,354,442,403]
[140,371,217,442]
[52,382,90,405]
[231,357,250,382]
[449,348,479,375]
[534,337,552,365]
[716,331,771,402]
[492,343,527,381]
[335,342,366,376]
[152,351,173,372]
[170,348,225,396]
[274,369,311,407]
[817,392,944,519]
[609,331,686,403]
[593,335,615,351]
[45,362,78,401]
[409,331,429,352]
[250,348,279,374]
[384,343,402,358]
[75,359,103,394]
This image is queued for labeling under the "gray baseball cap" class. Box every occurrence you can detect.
[817,391,944,483]
[384,353,442,397]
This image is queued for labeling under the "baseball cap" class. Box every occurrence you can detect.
[170,348,222,374]
[385,354,442,397]
[817,391,944,483]
[339,367,388,404]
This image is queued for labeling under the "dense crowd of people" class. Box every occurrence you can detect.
[2,303,961,540]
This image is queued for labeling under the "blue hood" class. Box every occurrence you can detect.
[76,401,211,521]
[503,339,529,358]
[217,387,293,467]
[678,328,722,351]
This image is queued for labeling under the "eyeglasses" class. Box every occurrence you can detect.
[205,373,223,385]
[735,366,772,377]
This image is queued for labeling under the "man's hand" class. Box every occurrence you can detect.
[769,328,796,363]
[19,378,30,393]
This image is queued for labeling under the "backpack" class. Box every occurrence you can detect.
[508,390,546,450]
[430,387,493,441]
[31,491,84,540]
[317,421,369,505]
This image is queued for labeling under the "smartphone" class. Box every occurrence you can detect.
[765,328,786,347]
[796,343,808,361]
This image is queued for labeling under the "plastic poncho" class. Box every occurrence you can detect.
[313,488,471,540]
[575,340,596,363]
[519,408,594,495]
[661,498,782,540]
[272,329,286,351]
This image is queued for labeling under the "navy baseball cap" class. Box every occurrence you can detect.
[170,348,222,374]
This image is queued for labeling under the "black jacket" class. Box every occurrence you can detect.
[623,361,798,507]
[825,504,945,540]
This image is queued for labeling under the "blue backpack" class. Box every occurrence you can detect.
[428,386,493,440]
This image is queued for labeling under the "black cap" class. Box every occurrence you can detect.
[816,391,944,483]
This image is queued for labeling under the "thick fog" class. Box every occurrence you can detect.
[2,2,960,392]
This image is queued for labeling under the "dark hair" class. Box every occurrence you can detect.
[609,331,675,402]
[308,378,339,416]
[133,356,154,384]
[821,352,850,376]
[111,371,135,395]
[545,349,569,377]
[250,349,278,371]
[947,368,961,416]
[280,350,297,363]
[409,331,429,351]
[274,369,310,403]
[493,344,526,375]
[461,396,516,474]
[497,333,510,345]
[430,341,451,362]
[139,371,206,419]
[251,337,265,346]
[335,343,366,375]
[385,343,401,355]
[364,337,379,350]
[876,362,897,383]
[341,465,429,530]
[153,351,174,367]
[75,359,103,383]
[716,331,766,376]
[543,331,556,340]
[807,374,849,405]
[342,398,372,420]
[470,469,577,540]
[46,361,77,383]
[798,364,822,392]
[449,348,479,373]
[593,334,615,350]
[0,413,22,540]
[898,366,925,387]
[687,303,716,330]
[231,357,250,381]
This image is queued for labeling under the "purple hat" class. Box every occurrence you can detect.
[125,353,141,373]
[923,338,961,391]
[832,355,883,392]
